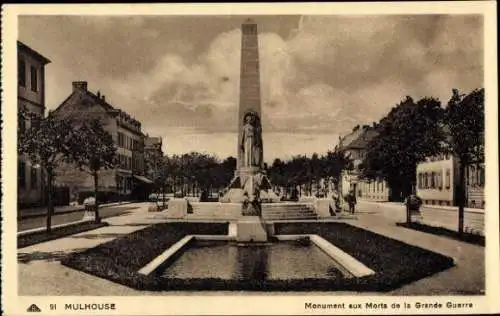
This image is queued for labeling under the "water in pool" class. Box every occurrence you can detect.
[161,240,344,280]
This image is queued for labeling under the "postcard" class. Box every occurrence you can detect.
[2,2,499,315]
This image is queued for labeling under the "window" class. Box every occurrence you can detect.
[18,58,26,87]
[479,166,485,186]
[30,66,38,92]
[430,172,435,189]
[30,165,38,189]
[19,161,26,188]
[445,169,451,189]
[437,172,442,189]
[418,173,422,189]
[118,133,124,147]
[470,166,476,186]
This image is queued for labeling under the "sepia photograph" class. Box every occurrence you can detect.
[1,2,499,315]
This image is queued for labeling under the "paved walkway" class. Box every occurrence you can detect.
[18,201,135,219]
[357,200,484,236]
[17,202,484,295]
[351,211,485,295]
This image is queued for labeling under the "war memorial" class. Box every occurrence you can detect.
[55,20,456,292]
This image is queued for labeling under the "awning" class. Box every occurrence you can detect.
[133,175,154,184]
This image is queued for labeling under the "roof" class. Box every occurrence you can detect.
[348,129,379,149]
[52,88,140,128]
[17,41,51,64]
[337,126,379,151]
[145,136,162,147]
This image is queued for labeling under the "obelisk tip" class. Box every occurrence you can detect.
[244,18,256,25]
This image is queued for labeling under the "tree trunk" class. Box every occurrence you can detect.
[458,163,466,235]
[162,185,166,208]
[406,203,411,224]
[46,169,54,233]
[93,170,101,223]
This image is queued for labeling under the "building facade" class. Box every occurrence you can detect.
[17,41,51,207]
[337,125,390,201]
[416,154,484,208]
[52,81,152,202]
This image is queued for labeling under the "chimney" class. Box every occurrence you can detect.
[97,91,101,98]
[72,81,88,92]
[102,95,106,102]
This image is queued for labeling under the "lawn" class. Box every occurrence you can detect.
[61,222,454,291]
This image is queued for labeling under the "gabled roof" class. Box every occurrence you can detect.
[17,41,51,64]
[52,88,126,119]
[337,126,379,151]
[348,129,379,149]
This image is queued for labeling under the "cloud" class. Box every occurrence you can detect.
[19,15,483,157]
[107,14,482,138]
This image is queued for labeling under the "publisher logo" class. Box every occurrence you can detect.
[27,304,41,312]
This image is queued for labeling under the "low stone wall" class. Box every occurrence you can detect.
[187,202,242,220]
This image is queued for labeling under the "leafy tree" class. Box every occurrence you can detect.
[445,88,484,234]
[361,96,445,201]
[144,145,167,206]
[72,119,117,223]
[18,110,79,232]
[322,150,352,191]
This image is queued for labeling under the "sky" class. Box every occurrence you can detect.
[18,15,483,163]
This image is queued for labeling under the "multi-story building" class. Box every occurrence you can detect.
[144,136,163,158]
[336,124,390,201]
[52,81,152,202]
[416,155,484,208]
[17,41,51,208]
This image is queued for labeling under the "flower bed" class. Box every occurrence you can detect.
[61,222,454,292]
[60,222,229,290]
[274,222,455,291]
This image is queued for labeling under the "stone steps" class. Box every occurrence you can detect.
[261,205,318,220]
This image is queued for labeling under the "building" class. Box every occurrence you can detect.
[17,41,51,208]
[144,136,163,157]
[336,124,390,201]
[52,81,152,202]
[416,154,484,208]
[144,136,164,184]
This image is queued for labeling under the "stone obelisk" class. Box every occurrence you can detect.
[220,19,278,204]
[237,19,263,172]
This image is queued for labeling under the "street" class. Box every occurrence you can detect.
[18,204,141,232]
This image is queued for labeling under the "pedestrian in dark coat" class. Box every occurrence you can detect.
[347,190,357,214]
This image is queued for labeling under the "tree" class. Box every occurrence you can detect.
[361,96,446,201]
[323,150,352,191]
[72,119,117,223]
[445,88,484,234]
[144,145,167,206]
[18,110,79,232]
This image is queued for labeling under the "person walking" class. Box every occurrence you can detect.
[347,190,357,214]
[405,191,423,224]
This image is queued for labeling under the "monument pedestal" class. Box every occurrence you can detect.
[166,199,188,219]
[232,216,271,242]
[220,168,280,203]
